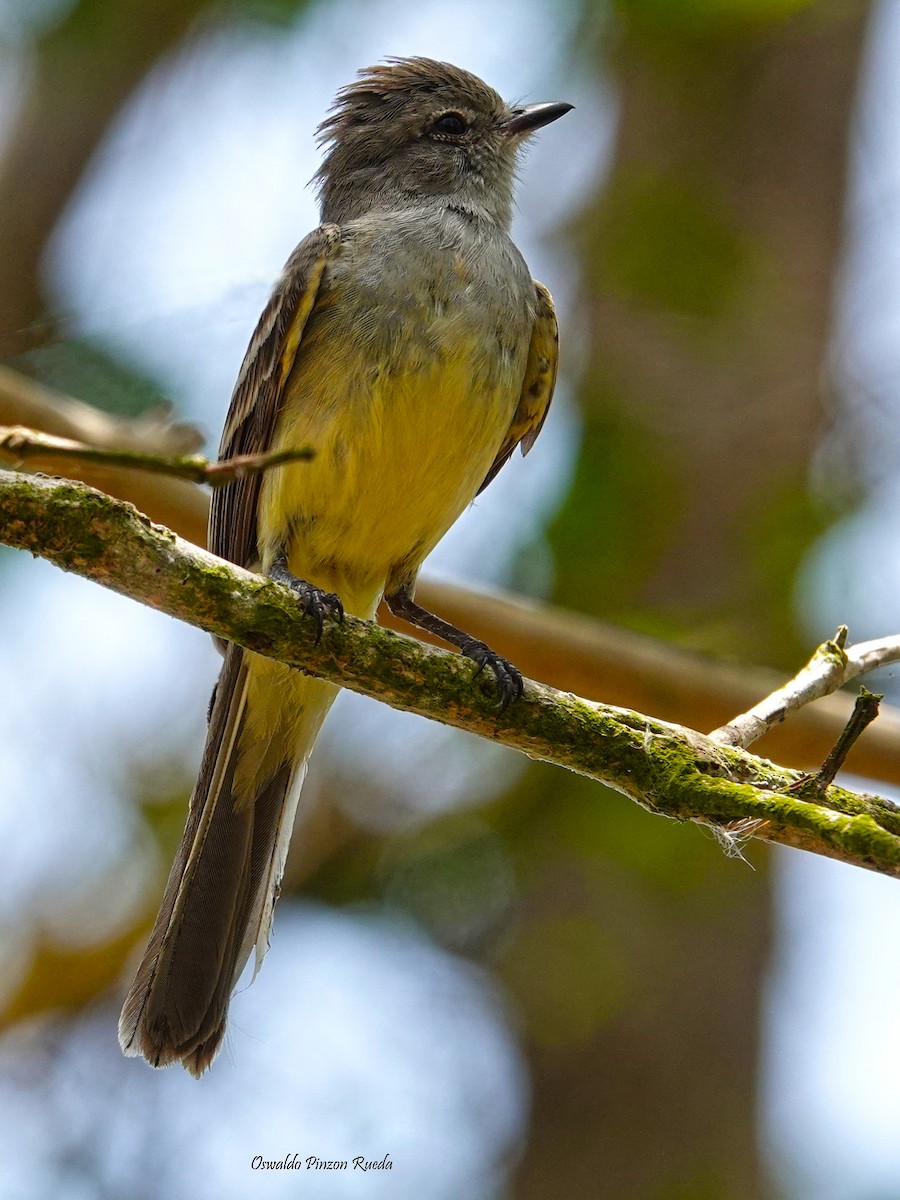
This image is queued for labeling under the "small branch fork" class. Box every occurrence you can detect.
[0,424,313,487]
[709,626,900,750]
[709,633,893,849]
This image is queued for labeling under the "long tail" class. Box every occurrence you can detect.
[118,643,337,1076]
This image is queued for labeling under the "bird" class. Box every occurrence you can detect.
[119,56,569,1076]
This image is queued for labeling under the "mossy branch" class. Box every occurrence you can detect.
[3,467,900,878]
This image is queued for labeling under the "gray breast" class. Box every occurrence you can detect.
[319,207,535,374]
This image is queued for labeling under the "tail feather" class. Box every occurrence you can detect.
[243,757,298,977]
[118,644,325,1077]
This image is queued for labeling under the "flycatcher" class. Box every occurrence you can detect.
[119,57,569,1075]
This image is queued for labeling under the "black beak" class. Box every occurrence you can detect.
[502,101,573,137]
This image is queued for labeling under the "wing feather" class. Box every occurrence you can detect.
[478,280,559,495]
[210,223,341,568]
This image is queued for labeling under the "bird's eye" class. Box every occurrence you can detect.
[431,112,468,137]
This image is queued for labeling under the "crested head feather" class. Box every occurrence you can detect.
[315,57,505,152]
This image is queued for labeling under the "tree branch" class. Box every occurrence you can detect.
[3,467,900,878]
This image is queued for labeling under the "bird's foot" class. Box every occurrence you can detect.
[458,637,524,711]
[268,558,344,643]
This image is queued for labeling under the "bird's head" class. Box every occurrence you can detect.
[315,57,571,226]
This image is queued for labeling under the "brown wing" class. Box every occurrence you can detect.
[478,280,559,495]
[210,223,341,568]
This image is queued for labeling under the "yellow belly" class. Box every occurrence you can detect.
[257,338,520,617]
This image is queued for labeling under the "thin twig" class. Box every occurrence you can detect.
[846,635,900,677]
[0,425,313,486]
[789,688,883,796]
[709,626,900,749]
[200,447,315,484]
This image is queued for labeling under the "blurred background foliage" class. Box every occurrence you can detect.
[1,0,898,1197]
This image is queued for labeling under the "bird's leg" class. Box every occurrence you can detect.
[268,554,344,644]
[384,583,523,710]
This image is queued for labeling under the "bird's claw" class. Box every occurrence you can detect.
[270,565,344,644]
[459,638,524,711]
[294,583,343,643]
